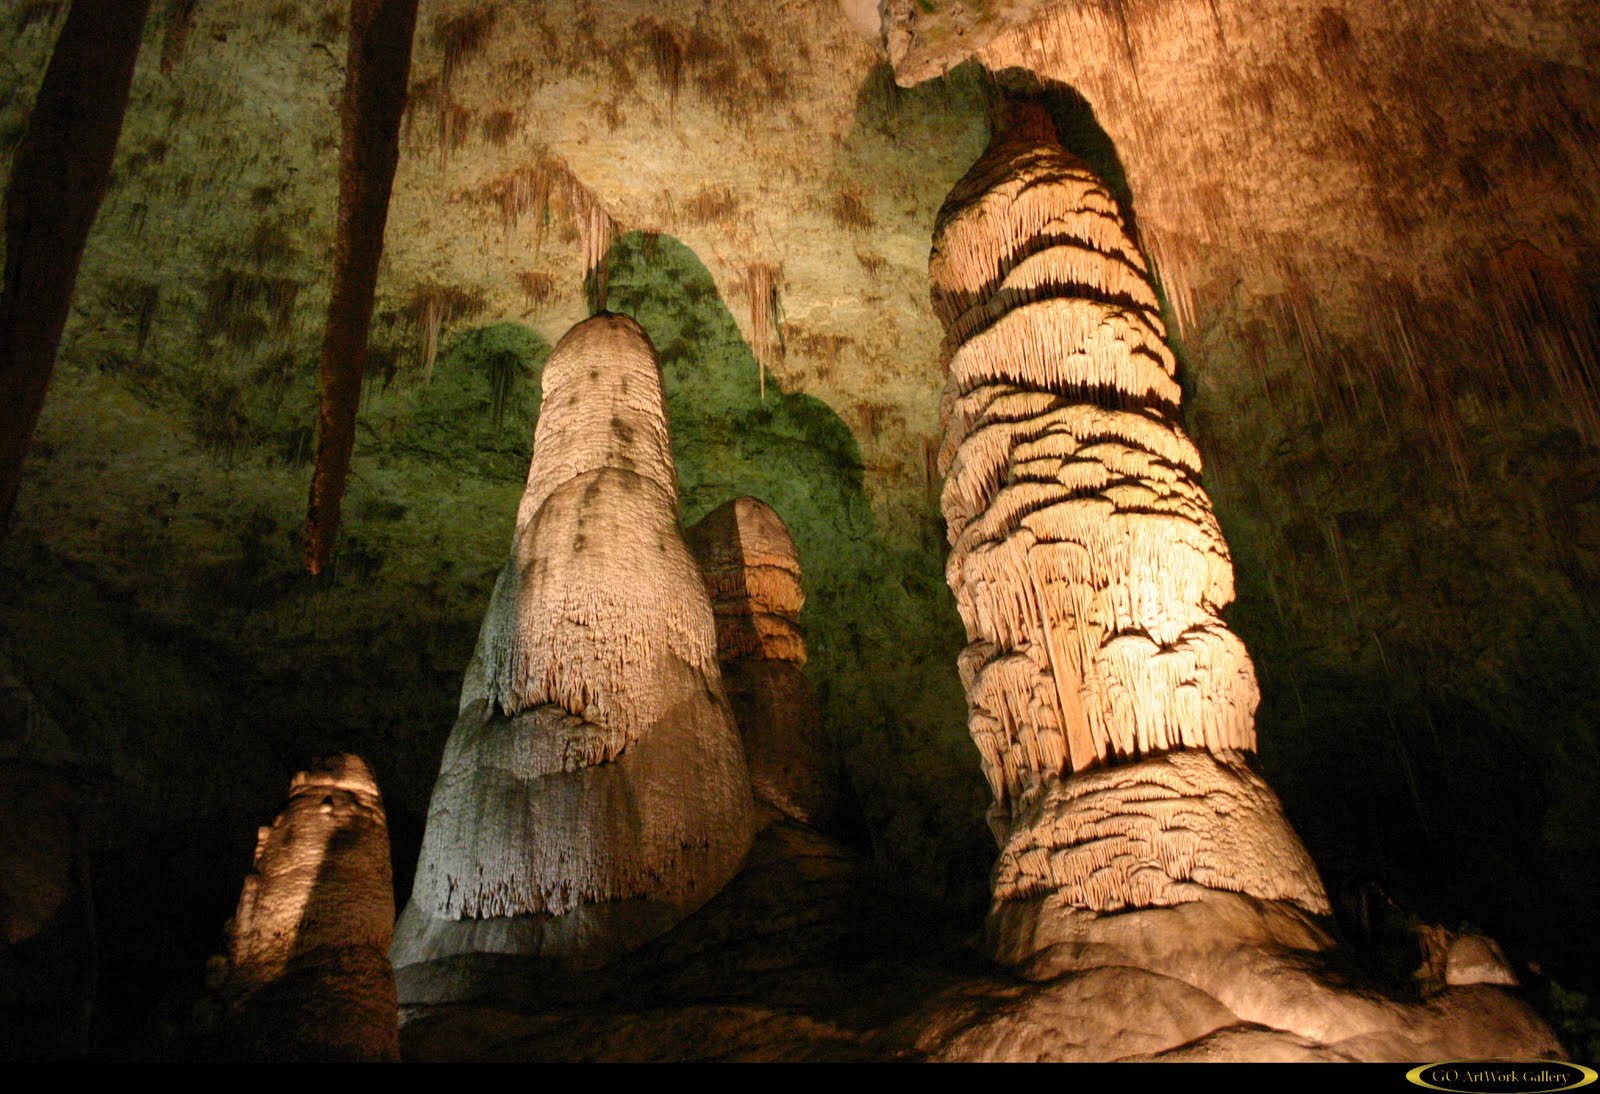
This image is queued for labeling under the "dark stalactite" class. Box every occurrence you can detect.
[304,0,420,576]
[0,0,152,537]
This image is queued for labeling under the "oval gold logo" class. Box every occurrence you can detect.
[1406,1062,1597,1094]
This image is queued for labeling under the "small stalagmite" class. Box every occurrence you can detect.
[208,754,399,1062]
[391,314,755,1004]
[687,496,840,829]
[930,99,1322,930]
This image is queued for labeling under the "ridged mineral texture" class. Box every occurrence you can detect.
[687,496,840,829]
[209,754,399,1062]
[391,314,754,1003]
[920,97,1556,1063]
[931,100,1320,911]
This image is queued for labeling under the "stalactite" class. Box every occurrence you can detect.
[303,0,420,576]
[0,0,151,536]
[746,263,781,400]
[931,99,1327,929]
[464,157,618,309]
[402,282,485,382]
[391,316,753,1002]
[418,290,441,381]
[434,5,495,97]
[576,189,615,314]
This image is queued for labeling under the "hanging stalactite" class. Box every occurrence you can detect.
[303,0,420,576]
[0,0,152,538]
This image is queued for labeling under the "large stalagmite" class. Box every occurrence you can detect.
[391,314,755,1004]
[931,100,1322,923]
[923,100,1557,1060]
[207,754,399,1062]
[687,497,840,830]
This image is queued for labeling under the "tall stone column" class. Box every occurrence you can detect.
[391,315,754,1004]
[930,100,1328,966]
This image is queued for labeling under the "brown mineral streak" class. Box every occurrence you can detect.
[0,0,152,536]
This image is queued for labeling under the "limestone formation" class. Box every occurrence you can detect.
[923,97,1556,1061]
[687,496,840,829]
[209,754,399,1062]
[931,99,1303,902]
[391,315,755,1003]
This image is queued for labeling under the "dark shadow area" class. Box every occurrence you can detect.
[1211,414,1600,1055]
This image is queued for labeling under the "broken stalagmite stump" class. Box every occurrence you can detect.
[921,100,1556,1059]
[209,755,399,1062]
[391,315,755,1004]
[687,497,840,830]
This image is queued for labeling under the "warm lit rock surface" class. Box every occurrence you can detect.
[208,753,398,1062]
[687,496,840,829]
[988,749,1327,916]
[0,0,1595,1057]
[916,100,1558,1060]
[391,315,754,1002]
[932,101,1272,832]
[396,820,1559,1062]
[934,106,1259,800]
[888,0,1600,440]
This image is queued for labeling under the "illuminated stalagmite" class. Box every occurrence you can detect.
[391,315,754,1003]
[209,755,399,1061]
[932,100,1325,926]
[687,497,839,829]
[922,99,1557,1061]
[921,102,1568,1062]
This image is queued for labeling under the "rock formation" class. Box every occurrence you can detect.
[207,754,399,1062]
[932,98,1318,917]
[924,99,1559,1060]
[687,496,840,829]
[391,314,755,1003]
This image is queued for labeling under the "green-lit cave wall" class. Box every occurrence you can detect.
[1,0,1597,1056]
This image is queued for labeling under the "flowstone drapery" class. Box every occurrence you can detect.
[391,314,754,1004]
[931,100,1325,931]
[918,99,1556,1061]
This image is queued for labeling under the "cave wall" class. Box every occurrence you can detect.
[0,0,1597,1053]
